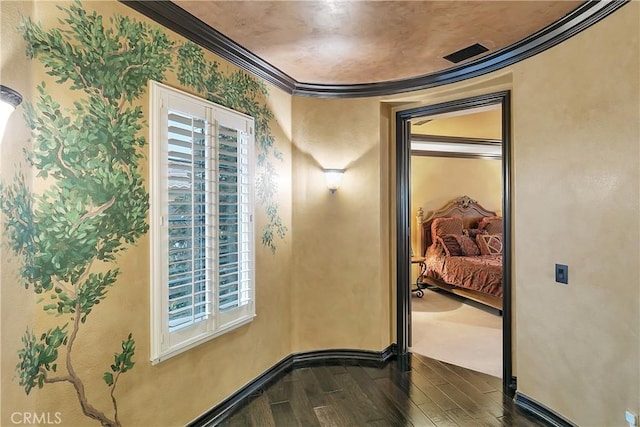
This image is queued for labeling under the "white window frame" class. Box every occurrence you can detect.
[149,81,255,364]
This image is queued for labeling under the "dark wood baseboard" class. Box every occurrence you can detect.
[187,346,395,426]
[514,392,578,427]
[291,346,395,368]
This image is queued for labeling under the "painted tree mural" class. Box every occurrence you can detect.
[2,2,286,425]
[176,41,287,252]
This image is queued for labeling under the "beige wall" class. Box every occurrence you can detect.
[290,97,390,352]
[413,108,502,139]
[511,2,639,425]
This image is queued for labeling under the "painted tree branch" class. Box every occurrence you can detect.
[110,371,122,426]
[40,368,70,384]
[51,278,77,299]
[56,139,76,178]
[71,61,108,104]
[66,301,118,427]
[78,196,116,223]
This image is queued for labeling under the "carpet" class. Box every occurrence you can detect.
[410,289,502,378]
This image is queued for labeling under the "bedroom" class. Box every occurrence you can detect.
[410,105,503,378]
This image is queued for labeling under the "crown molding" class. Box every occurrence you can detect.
[121,0,628,98]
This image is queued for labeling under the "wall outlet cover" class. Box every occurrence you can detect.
[625,410,638,426]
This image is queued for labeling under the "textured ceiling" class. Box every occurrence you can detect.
[175,1,583,85]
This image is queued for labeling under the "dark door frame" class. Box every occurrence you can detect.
[395,90,515,396]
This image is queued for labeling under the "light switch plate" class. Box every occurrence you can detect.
[555,264,568,284]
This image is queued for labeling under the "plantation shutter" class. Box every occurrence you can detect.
[214,110,254,328]
[166,111,212,333]
[150,81,255,364]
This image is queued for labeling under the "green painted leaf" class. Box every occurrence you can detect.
[103,372,113,386]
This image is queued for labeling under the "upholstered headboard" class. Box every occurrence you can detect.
[416,196,498,256]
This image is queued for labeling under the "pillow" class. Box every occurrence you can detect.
[437,234,480,257]
[476,233,503,255]
[463,228,487,239]
[431,217,463,242]
[478,216,503,235]
[455,234,481,256]
[437,235,463,257]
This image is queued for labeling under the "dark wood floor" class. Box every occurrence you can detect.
[218,353,548,427]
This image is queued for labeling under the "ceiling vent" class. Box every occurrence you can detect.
[443,43,489,64]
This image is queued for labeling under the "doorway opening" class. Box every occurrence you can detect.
[410,104,503,378]
[395,91,515,395]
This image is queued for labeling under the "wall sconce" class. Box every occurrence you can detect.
[323,169,345,194]
[0,85,23,140]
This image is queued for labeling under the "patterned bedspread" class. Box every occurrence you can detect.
[424,244,502,297]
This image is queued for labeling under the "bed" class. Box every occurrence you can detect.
[416,195,503,312]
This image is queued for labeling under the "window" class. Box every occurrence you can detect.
[149,81,255,364]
